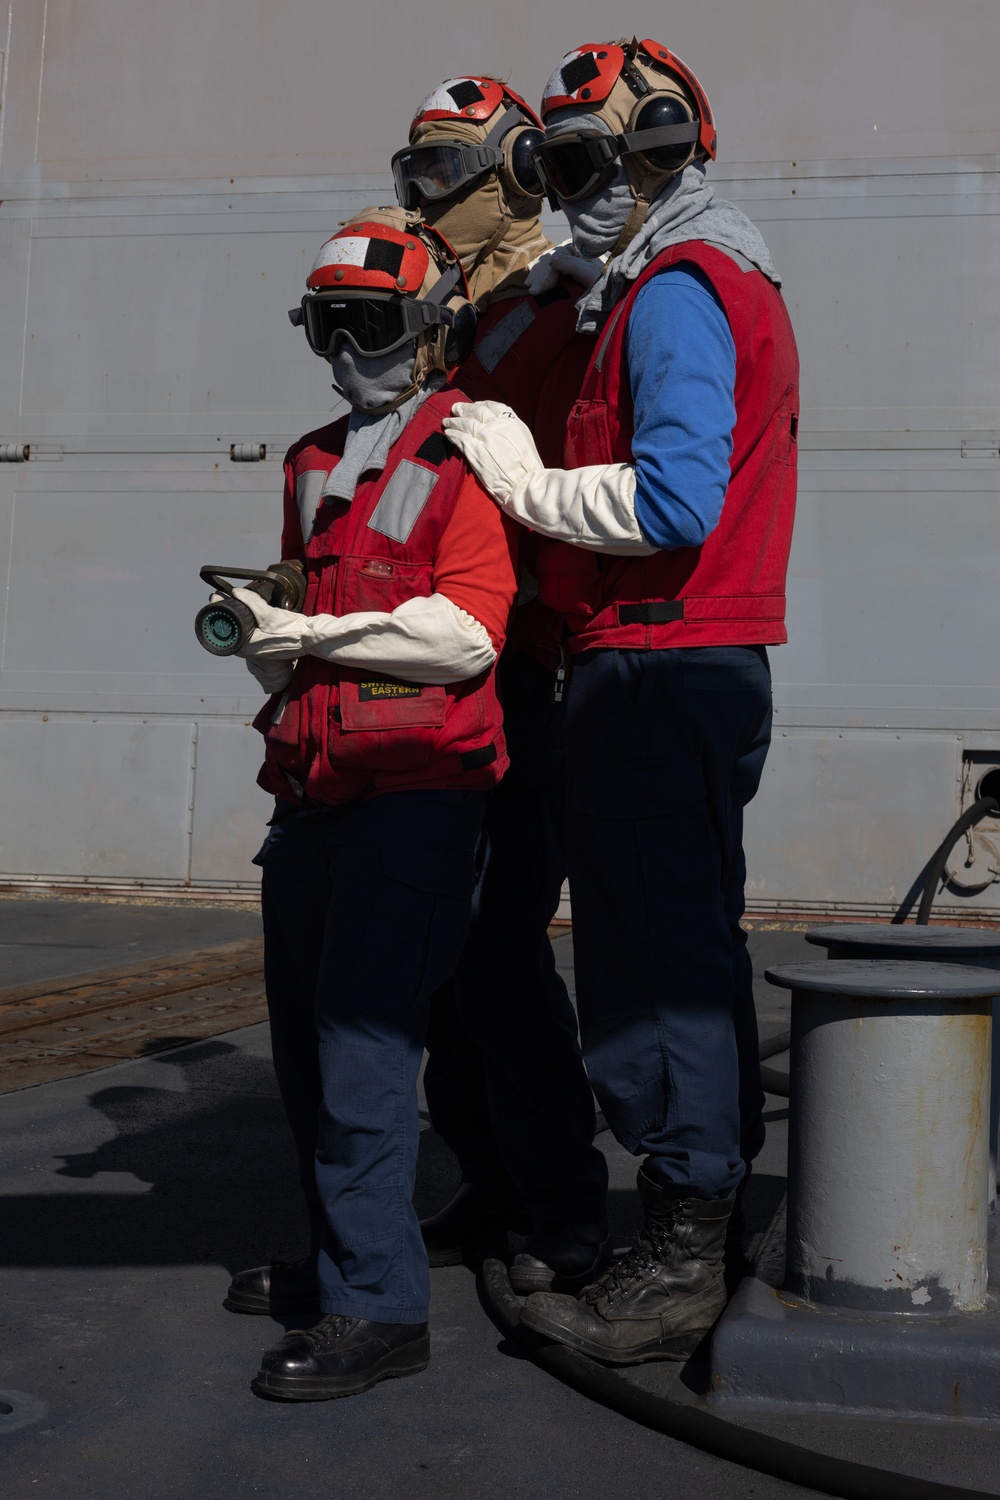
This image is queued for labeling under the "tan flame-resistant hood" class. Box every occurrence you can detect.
[410,115,551,305]
[547,40,700,256]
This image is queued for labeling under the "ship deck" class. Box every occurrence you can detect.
[1,898,998,1500]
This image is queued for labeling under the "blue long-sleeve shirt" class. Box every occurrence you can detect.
[625,264,737,550]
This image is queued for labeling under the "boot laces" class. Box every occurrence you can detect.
[298,1313,351,1347]
[582,1213,679,1306]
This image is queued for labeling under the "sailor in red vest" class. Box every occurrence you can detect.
[445,39,799,1363]
[222,210,519,1400]
[393,76,610,1288]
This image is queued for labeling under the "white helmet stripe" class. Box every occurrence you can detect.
[310,236,371,275]
[416,78,487,117]
[543,51,585,104]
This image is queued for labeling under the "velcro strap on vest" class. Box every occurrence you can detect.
[615,597,785,626]
[682,595,785,621]
[618,601,684,625]
[460,742,498,771]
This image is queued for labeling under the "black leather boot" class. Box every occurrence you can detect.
[224,1256,320,1316]
[509,1217,612,1295]
[420,1183,528,1267]
[254,1315,430,1400]
[520,1166,733,1364]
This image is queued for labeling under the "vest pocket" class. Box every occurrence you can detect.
[332,674,447,773]
[339,555,433,614]
[338,677,447,731]
[565,399,614,467]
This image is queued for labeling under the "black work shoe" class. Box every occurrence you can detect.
[253,1314,430,1401]
[420,1183,527,1267]
[509,1217,612,1295]
[224,1257,320,1316]
[520,1167,734,1365]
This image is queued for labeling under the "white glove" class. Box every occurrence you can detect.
[246,658,295,694]
[234,588,494,685]
[524,240,605,296]
[440,402,544,503]
[206,591,295,693]
[233,589,311,659]
[443,401,656,555]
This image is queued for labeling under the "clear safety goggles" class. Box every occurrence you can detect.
[533,121,698,203]
[289,292,444,358]
[391,141,501,208]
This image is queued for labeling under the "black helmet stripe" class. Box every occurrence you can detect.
[362,238,406,277]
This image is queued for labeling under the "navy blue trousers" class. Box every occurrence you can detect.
[565,647,772,1200]
[258,789,486,1322]
[423,649,608,1227]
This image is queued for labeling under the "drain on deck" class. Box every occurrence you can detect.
[0,939,265,1092]
[0,1391,48,1432]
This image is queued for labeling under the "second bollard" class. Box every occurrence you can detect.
[765,960,996,1313]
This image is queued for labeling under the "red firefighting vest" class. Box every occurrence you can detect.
[254,389,507,806]
[534,241,800,653]
[448,281,595,669]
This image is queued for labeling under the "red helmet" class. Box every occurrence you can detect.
[409,76,542,137]
[306,220,432,296]
[291,210,475,371]
[393,76,546,209]
[535,38,715,204]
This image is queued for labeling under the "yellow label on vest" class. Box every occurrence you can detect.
[358,680,422,701]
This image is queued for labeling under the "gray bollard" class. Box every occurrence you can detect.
[806,924,1000,1208]
[766,960,996,1314]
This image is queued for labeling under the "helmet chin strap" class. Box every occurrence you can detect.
[467,210,513,282]
[341,379,422,417]
[609,153,686,259]
[609,192,651,259]
[329,338,427,417]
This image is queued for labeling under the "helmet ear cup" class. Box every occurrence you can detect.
[502,126,545,199]
[443,301,478,368]
[630,93,699,174]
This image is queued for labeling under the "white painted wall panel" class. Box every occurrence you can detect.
[0,717,193,880]
[745,731,963,913]
[0,0,997,909]
[188,719,271,887]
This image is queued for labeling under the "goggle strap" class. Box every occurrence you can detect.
[618,121,700,154]
[480,101,527,153]
[422,262,463,311]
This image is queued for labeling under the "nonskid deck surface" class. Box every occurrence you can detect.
[1,901,996,1500]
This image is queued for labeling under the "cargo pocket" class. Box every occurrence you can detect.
[571,756,706,821]
[381,840,477,898]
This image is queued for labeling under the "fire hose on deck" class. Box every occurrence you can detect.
[480,799,1000,1499]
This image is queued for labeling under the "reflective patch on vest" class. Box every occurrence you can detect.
[358,680,422,701]
[703,241,755,274]
[368,460,437,543]
[296,469,329,542]
[474,302,536,373]
[594,304,626,373]
[271,692,289,726]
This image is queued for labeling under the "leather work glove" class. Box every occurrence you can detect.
[444,400,656,556]
[442,401,544,503]
[525,240,605,296]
